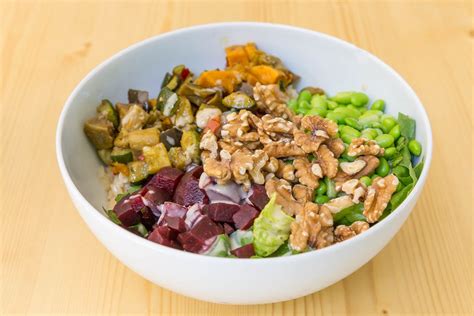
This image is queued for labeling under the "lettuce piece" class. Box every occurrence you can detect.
[253,194,294,257]
[398,113,416,139]
[202,234,231,257]
[229,230,253,250]
[333,203,366,226]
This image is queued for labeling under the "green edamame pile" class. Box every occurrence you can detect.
[289,88,424,222]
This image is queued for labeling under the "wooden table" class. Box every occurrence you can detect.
[1,1,472,315]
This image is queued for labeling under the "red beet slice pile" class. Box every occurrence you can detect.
[148,226,181,249]
[148,167,184,195]
[201,203,240,223]
[173,167,209,206]
[177,215,223,253]
[231,243,255,258]
[233,204,260,230]
[248,184,269,211]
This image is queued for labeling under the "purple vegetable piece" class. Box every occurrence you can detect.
[189,215,223,241]
[223,223,235,235]
[230,243,255,258]
[164,216,187,232]
[113,195,144,226]
[248,184,269,211]
[148,226,181,249]
[141,185,171,204]
[233,204,260,230]
[177,232,203,253]
[148,167,184,195]
[201,203,240,223]
[173,168,209,206]
[160,202,188,232]
[139,206,157,230]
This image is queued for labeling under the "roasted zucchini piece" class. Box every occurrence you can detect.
[128,89,149,104]
[128,127,160,150]
[173,64,185,76]
[114,129,129,148]
[168,147,191,170]
[181,129,201,164]
[160,127,183,150]
[97,149,113,165]
[116,103,131,121]
[143,143,171,174]
[157,87,178,117]
[174,97,194,128]
[111,147,133,163]
[195,104,222,129]
[165,75,180,91]
[161,72,173,89]
[222,91,255,109]
[128,161,148,183]
[97,99,119,128]
[84,117,115,149]
[121,104,148,131]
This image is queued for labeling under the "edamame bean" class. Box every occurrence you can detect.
[408,139,422,156]
[330,91,353,104]
[315,195,330,204]
[327,100,338,110]
[326,111,346,123]
[316,181,327,195]
[392,165,408,177]
[369,121,383,129]
[381,117,397,133]
[341,133,356,144]
[297,100,311,114]
[306,107,327,117]
[298,90,312,103]
[340,125,361,137]
[334,106,360,118]
[383,146,397,159]
[375,134,395,148]
[374,128,384,136]
[359,176,372,187]
[361,128,378,140]
[376,157,390,177]
[389,125,401,140]
[344,117,362,130]
[350,92,369,107]
[371,173,379,180]
[371,99,385,111]
[311,95,328,110]
[364,110,383,117]
[359,112,380,127]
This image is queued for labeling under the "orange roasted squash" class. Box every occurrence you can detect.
[249,65,284,85]
[225,45,249,67]
[195,70,240,93]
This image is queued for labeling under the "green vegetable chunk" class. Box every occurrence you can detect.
[371,99,385,111]
[202,235,231,257]
[230,230,254,250]
[222,92,255,109]
[333,203,366,226]
[97,99,119,128]
[408,139,422,156]
[158,87,178,116]
[111,148,133,163]
[398,113,416,139]
[253,194,294,257]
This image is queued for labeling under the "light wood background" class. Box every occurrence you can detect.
[1,0,472,315]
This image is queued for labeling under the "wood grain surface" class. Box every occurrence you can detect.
[1,0,472,315]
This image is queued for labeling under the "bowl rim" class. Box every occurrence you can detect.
[56,21,433,263]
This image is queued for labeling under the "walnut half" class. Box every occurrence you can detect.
[335,221,369,242]
[363,174,399,223]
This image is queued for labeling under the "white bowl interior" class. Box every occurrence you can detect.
[57,23,432,304]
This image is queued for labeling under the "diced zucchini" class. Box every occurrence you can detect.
[161,72,173,89]
[174,97,195,128]
[165,75,180,91]
[128,128,160,150]
[168,147,191,170]
[111,147,133,163]
[173,64,185,76]
[114,129,129,148]
[142,143,171,174]
[158,88,178,117]
[127,161,148,183]
[196,105,222,129]
[84,117,115,149]
[121,104,148,131]
[222,92,255,109]
[206,90,223,107]
[116,103,131,121]
[181,129,201,164]
[97,149,113,165]
[97,99,119,128]
[128,89,149,104]
[160,127,183,150]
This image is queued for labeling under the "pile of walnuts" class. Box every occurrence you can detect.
[199,83,399,251]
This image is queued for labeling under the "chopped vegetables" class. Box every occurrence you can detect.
[83,42,424,259]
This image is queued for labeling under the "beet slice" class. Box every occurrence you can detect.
[233,204,260,230]
[139,206,157,230]
[189,215,224,241]
[148,226,181,249]
[113,195,144,226]
[173,169,209,206]
[201,203,240,223]
[248,184,269,211]
[141,185,171,205]
[177,232,204,253]
[223,223,235,235]
[148,167,184,195]
[230,243,255,258]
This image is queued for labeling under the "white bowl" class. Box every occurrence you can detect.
[56,22,432,304]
